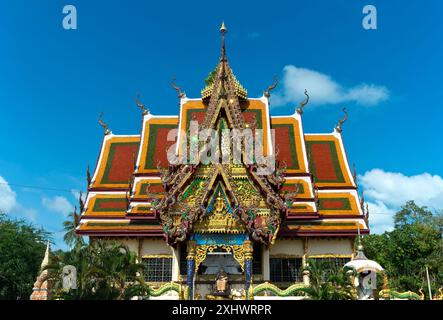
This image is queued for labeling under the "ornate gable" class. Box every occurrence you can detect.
[153,25,289,246]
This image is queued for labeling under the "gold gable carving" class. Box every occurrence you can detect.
[194,192,244,234]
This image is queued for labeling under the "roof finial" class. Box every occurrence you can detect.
[365,203,370,223]
[171,76,185,99]
[220,21,227,61]
[353,162,358,188]
[79,191,85,212]
[360,191,365,211]
[335,107,348,133]
[135,93,149,115]
[264,75,279,98]
[98,112,111,135]
[86,165,91,186]
[296,89,310,115]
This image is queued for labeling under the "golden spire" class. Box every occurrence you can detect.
[220,21,227,61]
[220,21,227,33]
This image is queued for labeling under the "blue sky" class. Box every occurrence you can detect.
[1,0,442,249]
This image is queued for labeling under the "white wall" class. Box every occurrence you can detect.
[307,238,353,257]
[270,239,304,257]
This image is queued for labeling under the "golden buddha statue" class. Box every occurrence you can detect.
[215,267,229,294]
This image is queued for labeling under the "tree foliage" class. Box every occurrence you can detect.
[304,259,355,300]
[62,207,84,249]
[363,201,443,297]
[48,240,145,300]
[0,212,50,300]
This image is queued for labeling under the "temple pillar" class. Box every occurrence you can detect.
[244,240,253,299]
[302,237,310,286]
[186,241,196,300]
[171,246,180,282]
[262,245,270,281]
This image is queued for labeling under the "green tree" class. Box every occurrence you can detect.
[62,206,84,249]
[0,212,50,300]
[48,240,145,300]
[363,201,443,297]
[304,259,355,300]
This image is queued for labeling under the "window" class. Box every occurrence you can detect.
[316,257,349,270]
[309,257,350,282]
[309,257,350,271]
[142,257,172,282]
[270,258,303,283]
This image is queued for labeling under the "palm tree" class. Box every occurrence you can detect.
[47,240,146,300]
[85,240,144,299]
[304,259,355,300]
[62,206,84,249]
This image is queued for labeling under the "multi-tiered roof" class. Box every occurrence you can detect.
[77,24,369,243]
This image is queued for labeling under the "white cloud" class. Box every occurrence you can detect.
[271,65,389,107]
[0,176,39,222]
[42,196,74,216]
[12,204,38,223]
[359,169,443,209]
[366,201,396,234]
[359,169,443,234]
[0,176,17,212]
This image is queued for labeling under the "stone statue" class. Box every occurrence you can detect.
[62,265,77,290]
[215,267,229,294]
[357,271,375,300]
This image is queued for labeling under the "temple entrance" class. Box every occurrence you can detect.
[195,247,244,299]
[183,181,256,299]
[185,235,253,300]
[199,248,242,275]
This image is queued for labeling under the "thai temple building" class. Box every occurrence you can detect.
[77,23,369,300]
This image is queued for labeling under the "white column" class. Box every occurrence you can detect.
[262,246,270,281]
[302,237,310,286]
[171,246,180,281]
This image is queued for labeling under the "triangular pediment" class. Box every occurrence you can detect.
[154,31,290,246]
[194,182,245,234]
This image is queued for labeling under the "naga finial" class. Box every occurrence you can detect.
[296,89,310,115]
[353,163,357,187]
[335,107,348,133]
[86,165,91,186]
[314,188,319,207]
[126,176,134,210]
[365,203,369,222]
[171,77,185,99]
[79,191,85,212]
[135,93,149,116]
[360,191,365,211]
[264,75,279,98]
[98,112,111,135]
